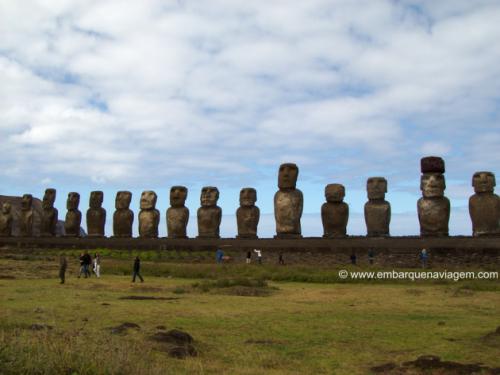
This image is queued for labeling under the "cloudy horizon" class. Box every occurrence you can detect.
[1,0,499,237]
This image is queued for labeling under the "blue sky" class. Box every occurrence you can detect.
[1,0,499,237]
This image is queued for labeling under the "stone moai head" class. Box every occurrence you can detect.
[420,174,446,198]
[420,156,446,198]
[115,191,132,210]
[278,163,299,190]
[42,188,56,209]
[2,202,11,214]
[240,188,257,207]
[21,194,33,211]
[140,191,157,210]
[170,186,188,207]
[325,184,345,203]
[89,191,104,209]
[472,171,496,194]
[367,177,387,200]
[67,192,80,210]
[201,187,219,207]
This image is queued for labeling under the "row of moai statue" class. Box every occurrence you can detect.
[0,157,498,238]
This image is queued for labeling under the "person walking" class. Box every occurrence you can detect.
[254,249,262,264]
[132,256,144,283]
[59,255,67,284]
[246,251,252,264]
[215,248,224,264]
[278,252,285,265]
[420,248,428,268]
[93,253,101,278]
[350,252,357,265]
[83,251,92,278]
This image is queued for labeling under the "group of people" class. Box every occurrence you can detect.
[78,252,101,278]
[58,253,144,284]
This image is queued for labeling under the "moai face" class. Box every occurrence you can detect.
[89,191,104,209]
[2,203,11,214]
[67,192,80,210]
[21,194,33,210]
[240,188,257,207]
[325,184,345,203]
[140,191,157,210]
[278,163,299,189]
[201,187,219,207]
[115,191,132,209]
[367,177,387,200]
[42,188,56,209]
[170,186,188,208]
[472,171,496,194]
[420,174,446,198]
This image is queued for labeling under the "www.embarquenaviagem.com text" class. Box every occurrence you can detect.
[338,270,498,282]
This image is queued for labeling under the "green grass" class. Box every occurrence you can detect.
[0,256,499,374]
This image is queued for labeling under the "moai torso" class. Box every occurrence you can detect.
[19,194,34,236]
[469,171,500,236]
[417,157,450,237]
[41,188,58,236]
[274,163,303,238]
[322,184,349,238]
[65,192,81,237]
[87,191,106,237]
[364,177,391,236]
[113,191,134,237]
[197,187,222,238]
[167,186,189,238]
[236,188,260,239]
[0,203,13,237]
[418,196,450,236]
[139,191,159,238]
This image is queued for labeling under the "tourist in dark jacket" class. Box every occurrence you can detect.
[132,256,144,283]
[83,252,92,278]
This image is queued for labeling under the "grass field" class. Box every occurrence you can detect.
[0,253,499,374]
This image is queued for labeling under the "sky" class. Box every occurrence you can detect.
[1,0,499,237]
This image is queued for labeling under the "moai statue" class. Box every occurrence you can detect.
[197,187,222,238]
[40,188,58,237]
[274,163,303,238]
[0,203,13,237]
[139,191,159,238]
[236,188,260,239]
[417,156,450,236]
[321,184,349,238]
[167,186,189,238]
[113,191,134,237]
[469,171,500,236]
[19,194,34,236]
[87,191,106,237]
[65,192,82,237]
[364,177,391,236]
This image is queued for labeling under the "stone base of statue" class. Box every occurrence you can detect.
[237,234,258,239]
[323,233,347,238]
[197,233,220,239]
[274,233,302,239]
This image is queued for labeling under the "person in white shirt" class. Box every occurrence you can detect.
[93,253,101,278]
[253,249,262,264]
